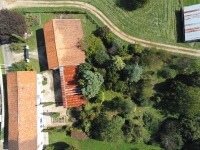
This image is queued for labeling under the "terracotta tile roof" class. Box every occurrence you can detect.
[43,19,85,69]
[7,71,37,150]
[60,66,86,108]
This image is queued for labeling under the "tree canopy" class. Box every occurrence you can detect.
[124,64,144,83]
[80,70,104,98]
[0,9,27,41]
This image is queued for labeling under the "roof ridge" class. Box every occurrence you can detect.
[52,20,60,68]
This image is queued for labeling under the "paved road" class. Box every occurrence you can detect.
[1,44,13,67]
[4,0,200,57]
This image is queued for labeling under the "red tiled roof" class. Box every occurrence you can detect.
[43,19,85,69]
[7,71,37,150]
[60,66,86,108]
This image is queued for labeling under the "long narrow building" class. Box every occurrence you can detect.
[43,19,86,108]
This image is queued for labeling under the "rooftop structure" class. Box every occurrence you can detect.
[7,71,37,150]
[60,66,86,108]
[183,4,200,42]
[43,19,85,69]
[7,71,46,150]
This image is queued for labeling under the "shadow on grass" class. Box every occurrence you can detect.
[176,10,184,43]
[116,0,136,11]
[3,74,8,149]
[48,142,70,150]
[36,28,48,72]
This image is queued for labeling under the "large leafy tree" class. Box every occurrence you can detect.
[80,70,104,98]
[110,55,125,71]
[94,50,110,66]
[124,64,144,83]
[0,9,27,41]
[163,81,200,117]
[99,116,125,142]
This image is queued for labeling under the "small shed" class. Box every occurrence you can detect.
[183,4,200,42]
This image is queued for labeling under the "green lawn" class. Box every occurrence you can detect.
[104,90,123,101]
[29,58,40,72]
[26,0,194,49]
[49,131,163,150]
[0,46,4,64]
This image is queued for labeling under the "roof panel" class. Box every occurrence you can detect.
[43,19,85,69]
[7,71,37,150]
[60,66,86,108]
[184,4,200,41]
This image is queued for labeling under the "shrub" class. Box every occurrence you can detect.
[50,112,60,118]
[9,43,24,52]
[11,34,26,43]
[42,102,54,107]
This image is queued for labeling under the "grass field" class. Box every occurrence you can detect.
[29,58,40,72]
[27,0,195,49]
[49,131,163,150]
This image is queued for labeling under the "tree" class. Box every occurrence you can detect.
[80,70,104,98]
[10,61,33,71]
[123,119,150,143]
[110,55,125,71]
[94,26,114,46]
[140,50,163,70]
[159,67,177,79]
[128,43,144,54]
[160,133,183,150]
[180,116,200,141]
[124,64,144,83]
[81,34,105,57]
[99,116,125,142]
[117,0,152,11]
[94,50,110,66]
[163,81,200,117]
[112,39,128,56]
[77,63,93,75]
[0,9,27,41]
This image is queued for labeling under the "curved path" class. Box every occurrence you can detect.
[4,1,200,56]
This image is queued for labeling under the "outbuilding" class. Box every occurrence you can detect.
[183,4,200,42]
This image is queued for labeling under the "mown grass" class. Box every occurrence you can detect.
[104,90,123,101]
[183,0,200,6]
[0,46,4,64]
[29,58,40,72]
[28,0,200,49]
[49,131,163,150]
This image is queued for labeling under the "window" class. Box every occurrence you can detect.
[40,118,42,123]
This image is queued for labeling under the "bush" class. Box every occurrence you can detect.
[42,77,48,85]
[143,112,160,134]
[51,112,60,118]
[42,102,54,107]
[9,43,24,52]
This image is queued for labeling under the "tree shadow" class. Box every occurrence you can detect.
[50,142,70,150]
[116,0,136,11]
[2,74,8,149]
[52,69,62,106]
[36,28,48,72]
[175,10,184,43]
